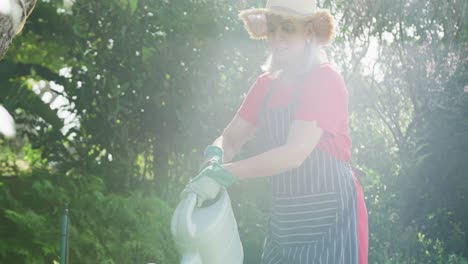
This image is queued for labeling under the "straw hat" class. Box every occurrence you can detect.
[239,0,335,45]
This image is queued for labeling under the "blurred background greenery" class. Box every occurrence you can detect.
[0,0,467,263]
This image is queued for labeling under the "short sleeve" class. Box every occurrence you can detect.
[236,74,269,125]
[294,66,348,136]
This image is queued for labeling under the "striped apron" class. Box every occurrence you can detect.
[256,75,360,264]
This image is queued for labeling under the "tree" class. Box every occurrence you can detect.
[0,0,37,59]
[0,0,467,262]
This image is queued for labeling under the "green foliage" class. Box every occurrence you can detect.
[0,162,177,263]
[68,188,177,263]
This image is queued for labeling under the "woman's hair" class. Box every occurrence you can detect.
[261,41,328,75]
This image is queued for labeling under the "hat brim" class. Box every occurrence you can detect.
[239,7,335,44]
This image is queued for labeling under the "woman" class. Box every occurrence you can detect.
[185,0,368,263]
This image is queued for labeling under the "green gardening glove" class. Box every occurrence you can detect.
[203,145,224,162]
[183,161,239,207]
[199,161,239,187]
[190,161,239,190]
[200,145,224,171]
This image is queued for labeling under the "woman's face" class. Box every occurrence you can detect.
[266,15,310,67]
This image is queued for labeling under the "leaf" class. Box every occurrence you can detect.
[130,0,138,15]
[142,47,155,62]
[4,209,24,223]
[119,0,127,9]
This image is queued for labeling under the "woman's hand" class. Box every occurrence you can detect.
[183,162,239,207]
[183,175,221,207]
[199,145,224,171]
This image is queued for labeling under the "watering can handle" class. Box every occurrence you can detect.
[173,192,198,240]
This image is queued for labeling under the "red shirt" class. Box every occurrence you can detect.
[237,63,352,162]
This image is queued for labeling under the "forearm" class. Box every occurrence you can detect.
[223,144,303,180]
[210,135,240,163]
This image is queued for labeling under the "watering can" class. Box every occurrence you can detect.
[170,189,244,264]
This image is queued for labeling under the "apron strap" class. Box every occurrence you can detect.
[258,65,320,119]
[258,79,281,119]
